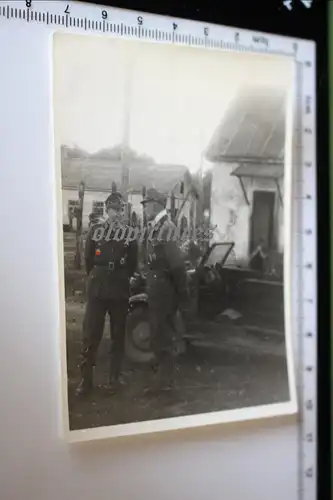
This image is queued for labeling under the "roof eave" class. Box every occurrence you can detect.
[206,155,284,165]
[230,173,284,180]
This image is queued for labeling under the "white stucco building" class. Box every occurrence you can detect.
[203,86,286,267]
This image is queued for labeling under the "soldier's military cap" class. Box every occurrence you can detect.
[141,187,167,207]
[105,191,124,210]
[89,212,100,222]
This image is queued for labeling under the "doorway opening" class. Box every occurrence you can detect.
[250,190,276,254]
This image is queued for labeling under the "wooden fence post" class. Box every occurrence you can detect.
[74,181,85,270]
[142,186,147,268]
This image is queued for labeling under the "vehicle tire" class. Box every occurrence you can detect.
[125,305,155,364]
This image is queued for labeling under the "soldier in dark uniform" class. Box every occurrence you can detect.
[141,188,193,391]
[88,211,102,227]
[76,191,138,396]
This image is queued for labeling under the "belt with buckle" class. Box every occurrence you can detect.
[94,259,125,271]
[94,261,115,271]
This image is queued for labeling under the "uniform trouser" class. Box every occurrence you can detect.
[149,303,177,361]
[80,297,128,379]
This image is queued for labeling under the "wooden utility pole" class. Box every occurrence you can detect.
[196,156,204,227]
[170,191,176,222]
[121,158,130,223]
[74,181,85,270]
[121,54,133,224]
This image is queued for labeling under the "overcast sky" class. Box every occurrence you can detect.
[54,34,293,173]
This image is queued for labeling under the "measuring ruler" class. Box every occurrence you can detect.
[0,1,317,498]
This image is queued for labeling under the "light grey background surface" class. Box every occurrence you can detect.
[0,20,299,500]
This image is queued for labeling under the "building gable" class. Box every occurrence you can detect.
[205,86,286,163]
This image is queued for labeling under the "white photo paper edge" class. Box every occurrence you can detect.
[52,30,298,443]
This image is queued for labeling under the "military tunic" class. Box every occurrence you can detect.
[80,220,138,378]
[146,214,193,358]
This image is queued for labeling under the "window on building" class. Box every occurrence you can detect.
[92,201,104,217]
[68,199,79,215]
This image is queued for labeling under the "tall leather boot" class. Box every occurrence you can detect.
[108,358,123,395]
[75,364,93,397]
[157,352,175,391]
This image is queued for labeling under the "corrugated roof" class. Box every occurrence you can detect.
[231,163,284,179]
[205,86,286,162]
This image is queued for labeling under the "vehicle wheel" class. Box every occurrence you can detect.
[125,305,155,364]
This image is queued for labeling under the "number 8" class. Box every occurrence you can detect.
[26,0,32,7]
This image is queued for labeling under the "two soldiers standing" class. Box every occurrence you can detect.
[76,187,193,396]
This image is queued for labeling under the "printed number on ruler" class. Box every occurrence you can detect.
[0,0,307,55]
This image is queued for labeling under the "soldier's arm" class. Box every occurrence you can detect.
[84,226,96,275]
[164,239,194,323]
[127,239,139,277]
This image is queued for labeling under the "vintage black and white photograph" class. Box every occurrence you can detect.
[53,33,296,438]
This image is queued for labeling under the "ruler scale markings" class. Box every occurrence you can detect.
[300,45,316,500]
[0,3,317,499]
[295,62,305,500]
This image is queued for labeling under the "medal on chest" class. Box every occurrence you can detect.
[95,241,102,257]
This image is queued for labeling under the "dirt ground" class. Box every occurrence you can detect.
[66,299,290,431]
